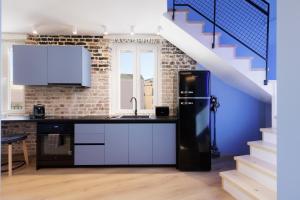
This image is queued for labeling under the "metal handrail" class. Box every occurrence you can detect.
[172,0,270,85]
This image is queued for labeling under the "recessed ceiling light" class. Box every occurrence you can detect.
[130,25,135,36]
[32,30,38,35]
[102,25,108,35]
[32,26,38,35]
[72,26,78,35]
[156,26,162,35]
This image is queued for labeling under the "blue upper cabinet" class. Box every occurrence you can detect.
[13,45,91,87]
[13,45,48,85]
[47,46,90,86]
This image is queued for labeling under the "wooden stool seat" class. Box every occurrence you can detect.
[1,134,29,176]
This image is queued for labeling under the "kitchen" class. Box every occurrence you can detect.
[0,24,230,200]
[0,0,273,200]
[2,34,209,169]
[0,34,223,199]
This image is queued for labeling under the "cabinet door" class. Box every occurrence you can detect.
[75,124,105,144]
[74,145,105,165]
[13,45,48,85]
[105,124,129,165]
[153,124,176,165]
[129,124,153,164]
[47,46,82,84]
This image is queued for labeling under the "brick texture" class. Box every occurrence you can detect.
[25,35,111,116]
[2,35,196,157]
[1,122,36,156]
[161,40,197,115]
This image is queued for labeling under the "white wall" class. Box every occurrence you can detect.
[277,1,300,199]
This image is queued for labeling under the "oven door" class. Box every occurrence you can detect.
[37,132,74,168]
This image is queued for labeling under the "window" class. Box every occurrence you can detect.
[111,43,159,114]
[1,39,25,114]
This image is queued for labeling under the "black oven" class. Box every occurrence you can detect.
[37,123,74,169]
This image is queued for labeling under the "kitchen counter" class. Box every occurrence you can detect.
[2,115,178,168]
[1,115,178,123]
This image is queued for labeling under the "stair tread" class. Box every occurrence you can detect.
[248,141,277,153]
[260,128,277,134]
[235,155,277,177]
[220,170,276,200]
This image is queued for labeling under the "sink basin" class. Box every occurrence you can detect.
[120,115,150,119]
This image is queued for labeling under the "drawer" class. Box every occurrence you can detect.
[74,145,105,165]
[75,124,105,134]
[75,132,105,144]
[75,124,105,144]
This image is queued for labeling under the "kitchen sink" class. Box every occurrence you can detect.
[120,115,150,119]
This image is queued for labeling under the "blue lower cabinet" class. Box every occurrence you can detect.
[153,124,176,165]
[129,124,153,165]
[105,124,129,165]
[74,145,105,165]
[73,123,176,166]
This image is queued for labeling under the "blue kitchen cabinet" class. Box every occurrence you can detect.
[47,46,91,87]
[74,124,105,165]
[153,124,176,165]
[13,45,91,86]
[129,124,153,164]
[13,45,48,85]
[75,124,105,144]
[105,124,129,165]
[75,145,105,165]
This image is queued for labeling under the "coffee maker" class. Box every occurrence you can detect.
[33,104,45,119]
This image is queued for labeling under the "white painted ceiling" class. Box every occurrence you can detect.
[2,0,167,35]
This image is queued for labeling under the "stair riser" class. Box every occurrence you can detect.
[173,12,222,49]
[213,48,235,60]
[163,13,273,100]
[237,162,277,191]
[222,178,256,200]
[262,132,277,145]
[250,147,277,166]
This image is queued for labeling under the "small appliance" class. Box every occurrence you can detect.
[33,104,45,119]
[155,106,169,117]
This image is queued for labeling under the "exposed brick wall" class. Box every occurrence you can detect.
[161,40,197,115]
[25,35,111,116]
[2,35,196,156]
[1,122,36,157]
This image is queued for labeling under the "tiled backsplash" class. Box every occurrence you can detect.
[1,35,196,156]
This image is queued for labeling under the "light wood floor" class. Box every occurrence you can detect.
[0,157,235,200]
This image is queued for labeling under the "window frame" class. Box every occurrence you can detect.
[110,43,160,115]
[1,35,26,115]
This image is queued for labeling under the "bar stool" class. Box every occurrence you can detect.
[1,134,29,176]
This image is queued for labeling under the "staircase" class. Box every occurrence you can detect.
[160,1,277,199]
[220,128,277,200]
[220,82,277,200]
[160,9,273,102]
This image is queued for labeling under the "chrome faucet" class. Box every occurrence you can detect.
[130,97,137,116]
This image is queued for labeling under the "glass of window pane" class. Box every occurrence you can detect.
[140,51,155,110]
[120,51,134,110]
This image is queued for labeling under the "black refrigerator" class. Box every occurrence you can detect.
[177,70,211,171]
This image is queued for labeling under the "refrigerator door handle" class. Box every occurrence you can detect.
[180,102,194,105]
[180,91,194,94]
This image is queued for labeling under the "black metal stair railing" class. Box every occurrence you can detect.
[172,0,270,85]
